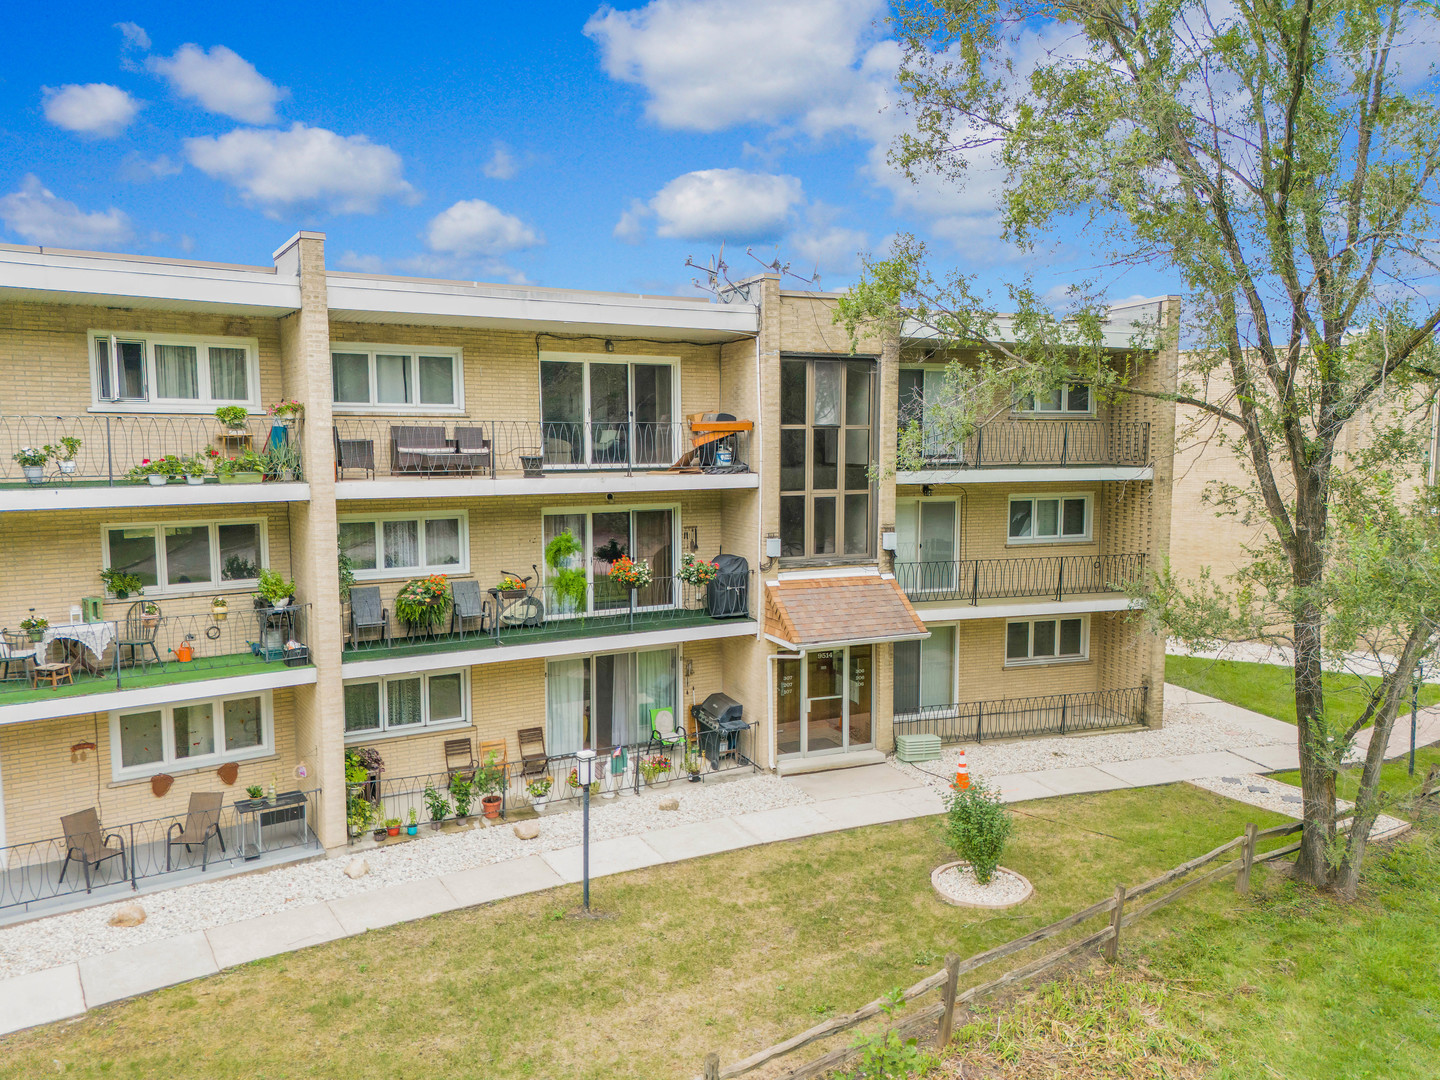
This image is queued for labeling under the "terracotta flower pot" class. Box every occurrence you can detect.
[481,794,502,819]
[387,826,400,837]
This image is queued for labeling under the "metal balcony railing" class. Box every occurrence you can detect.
[894,685,1149,742]
[893,553,1146,604]
[899,419,1150,469]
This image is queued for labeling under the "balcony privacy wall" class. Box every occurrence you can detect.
[0,687,301,849]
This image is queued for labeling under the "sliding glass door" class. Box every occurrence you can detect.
[546,648,677,754]
[543,508,676,614]
[540,357,676,468]
[895,499,958,595]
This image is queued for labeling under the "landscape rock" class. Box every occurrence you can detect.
[343,857,369,879]
[107,903,146,928]
[658,797,680,811]
[513,821,540,840]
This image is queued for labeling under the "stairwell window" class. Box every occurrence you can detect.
[1005,616,1087,665]
[1007,494,1091,543]
[90,331,258,411]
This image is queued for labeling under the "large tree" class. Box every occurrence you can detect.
[841,0,1440,891]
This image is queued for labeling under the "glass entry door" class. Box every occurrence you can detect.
[777,646,874,757]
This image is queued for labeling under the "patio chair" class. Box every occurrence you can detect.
[389,425,454,475]
[445,737,477,782]
[449,579,488,636]
[58,808,127,893]
[333,426,375,480]
[166,791,226,871]
[517,726,548,780]
[451,426,492,474]
[0,629,35,683]
[647,707,687,754]
[117,601,163,672]
[348,586,389,647]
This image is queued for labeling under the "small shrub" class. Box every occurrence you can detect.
[944,778,1012,885]
[837,990,937,1079]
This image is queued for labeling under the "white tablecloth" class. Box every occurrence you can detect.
[42,622,117,663]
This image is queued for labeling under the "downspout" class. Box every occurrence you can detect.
[754,327,765,643]
[766,650,801,771]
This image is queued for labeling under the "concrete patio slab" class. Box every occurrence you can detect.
[0,963,85,1035]
[1022,765,1129,796]
[731,804,836,844]
[206,902,348,969]
[327,878,462,936]
[541,834,665,883]
[641,817,758,862]
[1231,744,1302,772]
[78,930,218,1007]
[784,762,921,801]
[438,854,565,907]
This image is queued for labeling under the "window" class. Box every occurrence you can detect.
[893,626,956,715]
[331,343,462,410]
[90,331,258,410]
[111,692,271,779]
[779,357,875,559]
[343,670,469,738]
[102,519,266,595]
[1016,381,1093,415]
[338,513,468,580]
[1007,495,1091,543]
[543,508,676,610]
[1004,617,1087,664]
[546,648,676,755]
[539,353,677,467]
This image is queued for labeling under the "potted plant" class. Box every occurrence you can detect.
[684,748,703,782]
[677,552,719,608]
[423,784,451,829]
[211,597,229,621]
[180,449,217,485]
[448,774,474,820]
[268,400,305,422]
[215,405,250,432]
[527,775,553,811]
[394,575,452,635]
[494,574,527,598]
[544,530,589,614]
[12,445,49,484]
[406,807,418,836]
[127,455,182,486]
[638,754,671,786]
[54,436,82,476]
[384,816,401,838]
[20,613,48,642]
[567,767,599,798]
[245,784,265,800]
[475,752,506,819]
[140,602,160,627]
[100,567,143,600]
[347,798,375,838]
[256,568,296,609]
[609,555,653,592]
[262,441,302,483]
[216,449,265,484]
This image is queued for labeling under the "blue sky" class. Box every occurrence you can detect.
[0,1,1172,301]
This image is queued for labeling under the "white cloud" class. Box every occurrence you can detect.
[118,153,183,182]
[115,22,150,50]
[586,0,885,132]
[0,176,131,247]
[148,44,285,124]
[789,209,866,275]
[41,84,141,138]
[613,198,650,244]
[482,142,519,180]
[651,168,803,240]
[336,251,386,273]
[184,124,416,216]
[425,199,542,257]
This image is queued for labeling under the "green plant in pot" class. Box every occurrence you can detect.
[20,613,48,642]
[423,784,451,828]
[255,568,296,609]
[384,816,401,837]
[215,448,266,484]
[448,774,474,819]
[99,567,143,600]
[394,575,452,634]
[527,774,553,810]
[215,405,249,431]
[13,445,50,484]
[53,436,82,476]
[475,752,506,819]
[245,784,264,800]
[545,530,588,614]
[406,807,418,835]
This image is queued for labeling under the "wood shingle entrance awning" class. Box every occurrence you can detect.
[764,573,930,650]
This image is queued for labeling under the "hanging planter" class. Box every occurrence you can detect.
[394,575,453,634]
[151,773,174,798]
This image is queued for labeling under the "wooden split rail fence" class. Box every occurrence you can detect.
[699,819,1306,1080]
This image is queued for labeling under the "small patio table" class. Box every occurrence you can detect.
[234,790,308,860]
[41,621,117,674]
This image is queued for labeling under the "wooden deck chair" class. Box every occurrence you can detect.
[445,737,477,782]
[517,726,548,779]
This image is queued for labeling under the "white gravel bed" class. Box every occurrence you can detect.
[1186,774,1408,837]
[931,863,1032,907]
[0,773,810,981]
[891,698,1291,792]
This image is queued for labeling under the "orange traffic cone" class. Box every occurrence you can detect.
[954,749,971,791]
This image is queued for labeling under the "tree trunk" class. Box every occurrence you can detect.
[1292,612,1338,887]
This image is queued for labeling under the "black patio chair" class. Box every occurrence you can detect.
[334,426,375,480]
[449,579,487,636]
[348,586,389,647]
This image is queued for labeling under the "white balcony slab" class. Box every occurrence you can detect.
[206,903,348,969]
[914,596,1142,622]
[78,930,218,1007]
[0,964,86,1035]
[337,472,757,501]
[0,482,309,513]
[899,466,1152,486]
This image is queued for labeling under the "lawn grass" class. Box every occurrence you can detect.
[1271,744,1440,806]
[0,784,1287,1080]
[944,819,1440,1080]
[1165,654,1440,727]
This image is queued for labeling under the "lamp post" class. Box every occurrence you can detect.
[576,748,595,912]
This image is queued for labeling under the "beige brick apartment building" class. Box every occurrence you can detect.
[0,233,1177,904]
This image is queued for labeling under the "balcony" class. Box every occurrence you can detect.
[0,414,308,511]
[894,553,1146,617]
[332,417,757,498]
[0,603,315,722]
[341,575,756,671]
[895,685,1148,743]
[896,420,1151,484]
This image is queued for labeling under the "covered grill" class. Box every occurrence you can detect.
[706,553,750,617]
[691,691,750,769]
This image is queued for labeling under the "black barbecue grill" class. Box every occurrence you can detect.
[691,692,750,769]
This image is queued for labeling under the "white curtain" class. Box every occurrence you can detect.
[376,354,411,404]
[344,683,381,733]
[636,649,676,744]
[155,344,198,399]
[383,520,420,569]
[813,361,842,425]
[608,654,636,747]
[547,658,586,755]
[208,347,248,400]
[387,677,423,727]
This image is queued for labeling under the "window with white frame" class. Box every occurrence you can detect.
[103,519,266,594]
[1005,616,1087,664]
[112,691,271,780]
[331,343,462,410]
[1015,381,1093,415]
[90,331,259,410]
[337,513,467,580]
[343,670,468,737]
[1007,494,1091,543]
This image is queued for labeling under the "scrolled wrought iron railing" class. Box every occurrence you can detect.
[894,685,1149,743]
[894,553,1146,604]
[899,419,1150,469]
